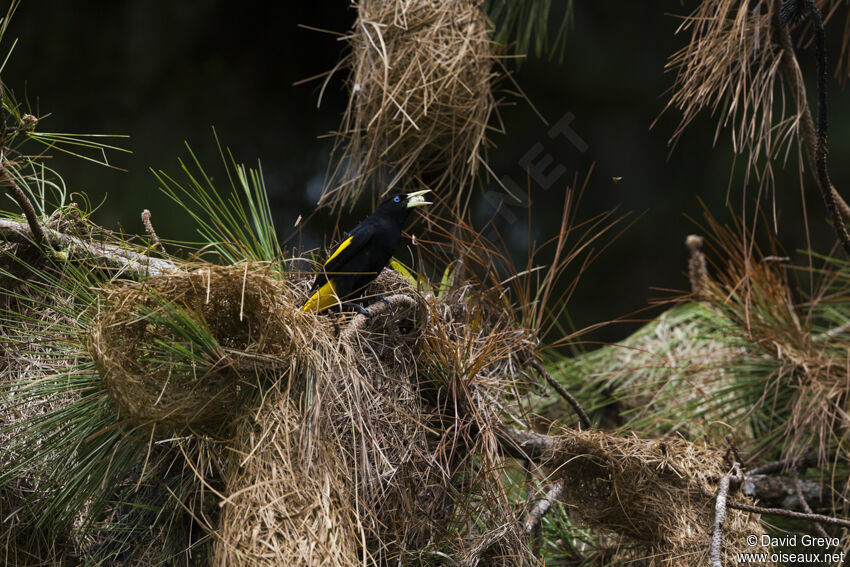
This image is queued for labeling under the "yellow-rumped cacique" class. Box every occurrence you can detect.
[302,189,431,316]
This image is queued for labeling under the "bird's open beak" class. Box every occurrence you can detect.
[406,189,432,208]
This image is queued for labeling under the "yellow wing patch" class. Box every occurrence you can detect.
[302,279,340,313]
[324,236,354,266]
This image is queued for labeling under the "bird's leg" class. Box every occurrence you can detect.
[341,296,393,318]
[341,301,373,318]
[372,295,394,313]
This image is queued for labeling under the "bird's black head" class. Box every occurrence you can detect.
[374,189,431,223]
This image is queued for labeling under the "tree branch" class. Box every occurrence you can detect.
[726,500,850,529]
[0,167,47,249]
[793,474,831,539]
[0,217,178,277]
[530,359,592,429]
[523,481,563,534]
[710,473,732,567]
[747,452,829,475]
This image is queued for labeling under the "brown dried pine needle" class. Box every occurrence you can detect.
[662,1,798,193]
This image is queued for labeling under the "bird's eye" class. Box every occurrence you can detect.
[393,196,401,203]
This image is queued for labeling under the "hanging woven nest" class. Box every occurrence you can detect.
[89,264,312,433]
[324,0,497,211]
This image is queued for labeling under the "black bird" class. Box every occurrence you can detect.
[303,190,431,315]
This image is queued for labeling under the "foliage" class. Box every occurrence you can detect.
[155,131,283,266]
[485,0,573,59]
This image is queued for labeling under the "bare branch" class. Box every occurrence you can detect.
[748,452,828,475]
[710,474,732,567]
[726,500,850,529]
[793,474,831,540]
[523,481,563,535]
[0,217,178,277]
[530,359,591,429]
[814,320,850,341]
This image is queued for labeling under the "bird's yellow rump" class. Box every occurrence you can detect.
[302,236,354,312]
[302,279,338,313]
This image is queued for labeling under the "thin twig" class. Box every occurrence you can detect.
[748,452,827,475]
[523,481,563,534]
[699,478,850,529]
[814,320,850,341]
[530,359,591,429]
[710,474,731,567]
[726,500,850,529]
[793,473,830,539]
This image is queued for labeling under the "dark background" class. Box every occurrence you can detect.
[5,1,848,345]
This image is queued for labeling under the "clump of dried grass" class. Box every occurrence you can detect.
[89,264,318,433]
[663,0,793,193]
[214,394,360,567]
[548,429,771,567]
[323,0,496,211]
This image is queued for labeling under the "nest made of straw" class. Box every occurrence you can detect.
[207,271,537,565]
[214,393,360,567]
[89,264,318,433]
[324,0,496,211]
[211,289,435,565]
[549,429,772,567]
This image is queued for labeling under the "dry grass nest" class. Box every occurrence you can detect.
[88,264,322,433]
[324,0,496,210]
[213,393,360,567]
[549,429,771,567]
[204,268,533,565]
